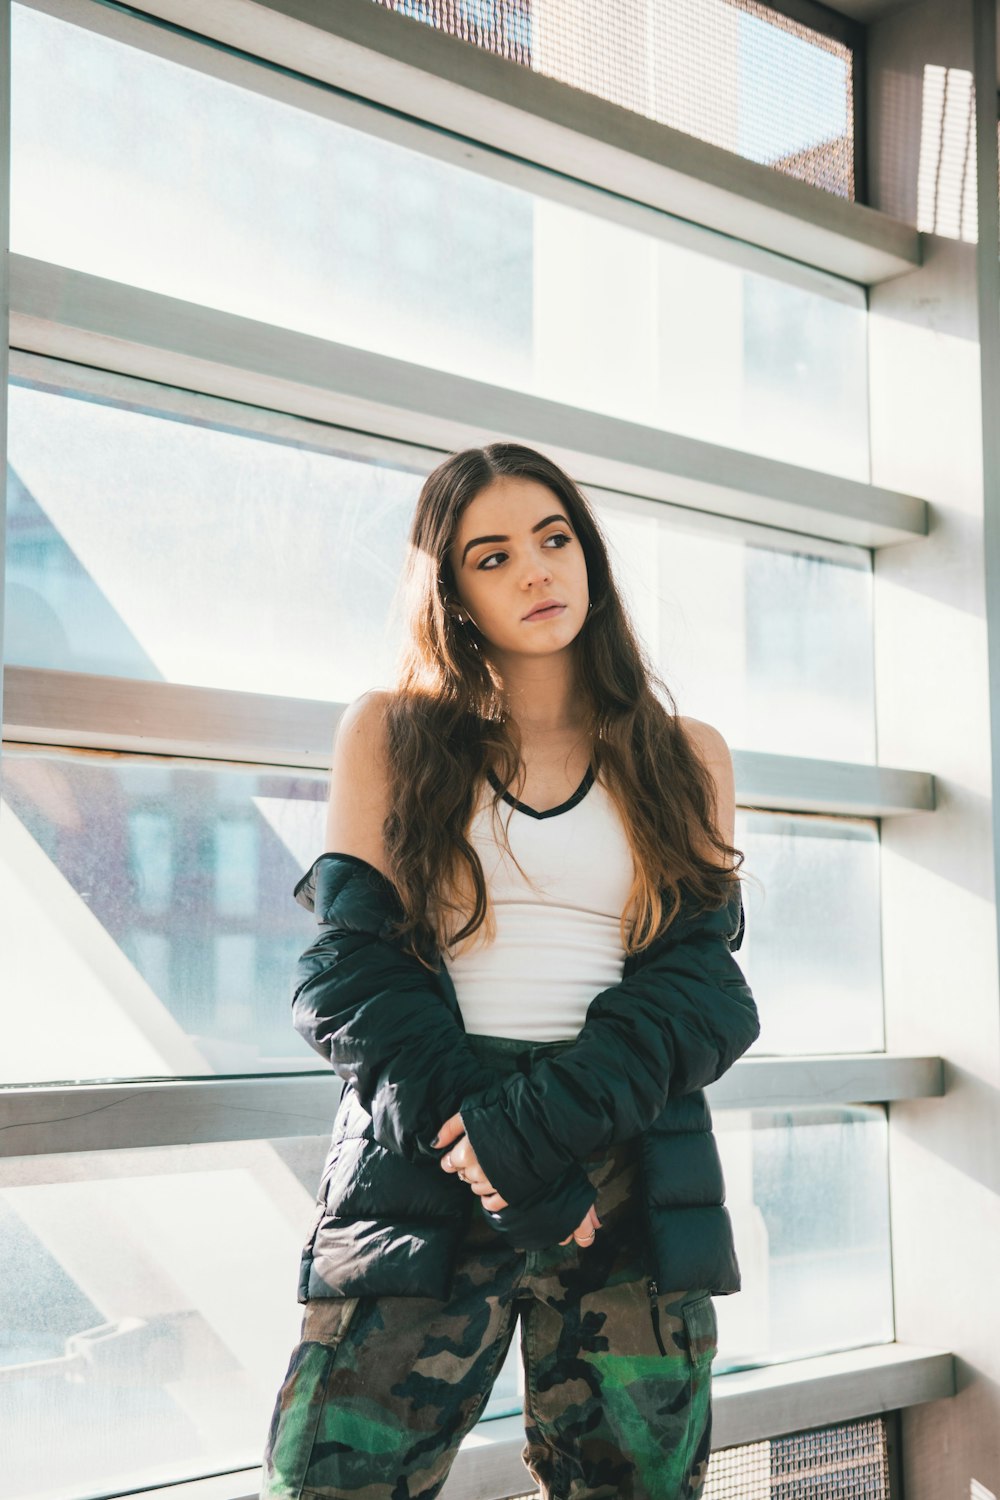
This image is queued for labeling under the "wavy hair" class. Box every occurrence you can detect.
[381,442,745,967]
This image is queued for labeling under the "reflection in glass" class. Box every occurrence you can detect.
[0,1136,327,1500]
[737,811,884,1055]
[601,503,875,762]
[1,752,883,1082]
[6,377,875,760]
[1,751,329,1082]
[0,1109,891,1498]
[716,1106,893,1369]
[11,4,869,477]
[5,382,417,701]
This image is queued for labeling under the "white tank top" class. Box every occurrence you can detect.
[442,763,636,1041]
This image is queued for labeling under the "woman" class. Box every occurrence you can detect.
[261,443,759,1500]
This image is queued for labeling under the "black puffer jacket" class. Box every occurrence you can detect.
[291,852,758,1302]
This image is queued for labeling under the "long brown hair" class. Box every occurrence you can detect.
[382,442,744,966]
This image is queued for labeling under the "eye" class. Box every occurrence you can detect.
[545,531,572,549]
[477,550,507,571]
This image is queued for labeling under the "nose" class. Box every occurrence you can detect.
[521,550,553,589]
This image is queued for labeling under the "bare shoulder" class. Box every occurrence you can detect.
[679,716,732,770]
[324,689,394,879]
[678,716,735,853]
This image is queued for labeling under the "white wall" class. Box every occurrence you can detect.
[867,1,1000,1492]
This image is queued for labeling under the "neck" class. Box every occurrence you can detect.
[487,646,589,735]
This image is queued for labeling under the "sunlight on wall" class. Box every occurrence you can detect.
[917,64,977,242]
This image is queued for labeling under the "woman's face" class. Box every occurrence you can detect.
[447,475,590,660]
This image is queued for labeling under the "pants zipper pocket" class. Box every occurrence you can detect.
[647,1279,668,1356]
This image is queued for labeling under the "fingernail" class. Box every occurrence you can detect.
[430,1134,440,1148]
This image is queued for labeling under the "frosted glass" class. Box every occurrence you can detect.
[1,752,882,1083]
[0,1111,890,1498]
[11,5,869,478]
[7,378,875,759]
[737,811,885,1055]
[602,505,875,762]
[0,1136,327,1500]
[5,383,415,702]
[715,1107,893,1369]
[0,752,329,1082]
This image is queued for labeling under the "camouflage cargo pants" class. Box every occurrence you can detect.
[261,1035,718,1500]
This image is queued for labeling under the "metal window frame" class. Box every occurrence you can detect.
[0,0,8,733]
[10,345,898,562]
[10,256,928,549]
[29,0,913,283]
[0,1055,945,1158]
[74,1347,954,1500]
[3,673,937,819]
[0,6,956,1492]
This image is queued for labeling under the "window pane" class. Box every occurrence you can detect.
[371,0,856,200]
[716,1107,893,1369]
[6,372,875,759]
[1,751,328,1083]
[602,502,875,762]
[0,1109,891,1499]
[737,812,884,1055]
[11,5,870,479]
[1,750,881,1084]
[0,1135,326,1500]
[5,381,415,701]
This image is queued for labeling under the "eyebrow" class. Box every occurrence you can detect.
[460,513,573,566]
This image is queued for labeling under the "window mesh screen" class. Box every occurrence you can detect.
[372,0,855,199]
[704,1417,892,1499]
[503,1416,892,1499]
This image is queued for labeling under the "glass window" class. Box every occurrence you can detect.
[6,373,876,760]
[1,750,328,1082]
[737,812,884,1056]
[601,500,875,763]
[0,1108,890,1499]
[5,380,416,701]
[716,1106,893,1369]
[0,1135,327,1500]
[370,0,856,200]
[11,4,870,479]
[1,749,881,1084]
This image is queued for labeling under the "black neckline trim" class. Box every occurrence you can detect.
[485,764,596,820]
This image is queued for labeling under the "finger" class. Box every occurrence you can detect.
[481,1193,508,1211]
[431,1115,465,1150]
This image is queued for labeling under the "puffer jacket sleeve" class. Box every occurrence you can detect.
[458,883,758,1208]
[291,852,598,1244]
[291,852,498,1161]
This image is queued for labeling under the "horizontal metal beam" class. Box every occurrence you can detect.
[10,255,928,550]
[104,0,920,286]
[123,1346,954,1500]
[0,1056,943,1159]
[0,1074,340,1158]
[733,748,937,817]
[442,1346,954,1493]
[4,671,937,820]
[711,1342,955,1447]
[3,666,340,770]
[707,1053,944,1110]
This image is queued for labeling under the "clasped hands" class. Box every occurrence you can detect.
[432,1111,601,1249]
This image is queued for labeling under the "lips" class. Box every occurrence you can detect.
[523,600,565,621]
